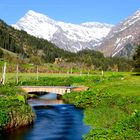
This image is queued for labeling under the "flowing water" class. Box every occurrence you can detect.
[0,93,90,140]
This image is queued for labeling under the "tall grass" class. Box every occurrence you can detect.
[63,73,140,139]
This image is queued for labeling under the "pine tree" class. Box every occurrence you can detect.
[133,45,140,72]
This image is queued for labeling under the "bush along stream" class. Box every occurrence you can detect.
[0,73,140,139]
[63,73,140,140]
[0,84,35,132]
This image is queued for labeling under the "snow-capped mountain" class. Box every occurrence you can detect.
[13,10,113,52]
[96,9,140,57]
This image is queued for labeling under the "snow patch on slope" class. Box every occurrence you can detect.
[115,9,140,33]
[13,10,113,52]
[112,35,134,57]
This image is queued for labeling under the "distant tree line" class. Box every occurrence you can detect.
[0,19,71,64]
[133,44,140,72]
[0,19,134,71]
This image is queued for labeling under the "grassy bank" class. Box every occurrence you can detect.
[0,72,139,139]
[0,84,35,131]
[63,73,140,140]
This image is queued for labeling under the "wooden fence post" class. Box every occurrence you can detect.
[37,66,39,81]
[2,62,6,85]
[16,64,19,84]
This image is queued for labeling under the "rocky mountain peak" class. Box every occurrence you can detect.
[96,9,140,58]
[13,10,113,52]
[13,9,140,57]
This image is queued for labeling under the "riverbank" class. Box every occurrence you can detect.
[63,73,140,140]
[0,72,139,139]
[0,85,35,132]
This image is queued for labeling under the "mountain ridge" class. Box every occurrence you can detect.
[13,10,113,52]
[0,19,73,64]
[0,18,132,71]
[96,9,140,58]
[13,9,140,57]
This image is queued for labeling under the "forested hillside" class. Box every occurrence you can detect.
[0,19,133,71]
[0,19,72,64]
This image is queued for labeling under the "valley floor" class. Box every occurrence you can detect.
[0,72,139,139]
[63,72,140,140]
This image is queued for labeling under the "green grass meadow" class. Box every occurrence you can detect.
[0,71,140,139]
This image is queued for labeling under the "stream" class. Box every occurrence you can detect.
[0,93,90,140]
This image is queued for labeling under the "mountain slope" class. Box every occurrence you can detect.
[13,10,113,52]
[0,19,72,64]
[96,9,140,58]
[0,18,133,71]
